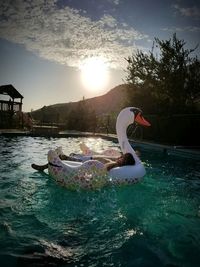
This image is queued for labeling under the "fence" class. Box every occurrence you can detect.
[142,114,200,146]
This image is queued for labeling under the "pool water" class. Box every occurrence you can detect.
[0,136,199,267]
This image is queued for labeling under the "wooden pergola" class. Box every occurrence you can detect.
[0,84,24,128]
[0,84,23,112]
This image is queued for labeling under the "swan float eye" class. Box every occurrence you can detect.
[130,107,142,117]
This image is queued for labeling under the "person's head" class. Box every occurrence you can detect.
[116,153,135,166]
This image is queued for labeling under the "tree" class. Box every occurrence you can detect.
[125,34,200,114]
[67,97,97,132]
[67,98,87,131]
[87,108,97,133]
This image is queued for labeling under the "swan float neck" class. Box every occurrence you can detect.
[116,107,150,165]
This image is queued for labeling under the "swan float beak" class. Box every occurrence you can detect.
[135,112,151,127]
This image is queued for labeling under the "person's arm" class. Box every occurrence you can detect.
[92,155,118,163]
[104,161,118,171]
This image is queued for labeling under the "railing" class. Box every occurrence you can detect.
[0,100,22,112]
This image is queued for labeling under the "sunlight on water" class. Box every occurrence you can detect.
[0,136,200,267]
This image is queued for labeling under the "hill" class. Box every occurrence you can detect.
[31,84,128,123]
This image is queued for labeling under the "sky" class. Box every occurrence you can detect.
[0,0,199,112]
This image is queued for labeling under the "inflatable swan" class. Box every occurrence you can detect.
[47,107,150,189]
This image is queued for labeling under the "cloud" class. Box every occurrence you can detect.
[0,0,147,69]
[107,0,120,5]
[173,4,200,19]
[162,26,200,32]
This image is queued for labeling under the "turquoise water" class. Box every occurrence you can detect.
[0,136,200,267]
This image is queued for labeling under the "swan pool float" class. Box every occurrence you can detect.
[47,107,150,190]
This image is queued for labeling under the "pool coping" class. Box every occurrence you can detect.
[0,129,199,160]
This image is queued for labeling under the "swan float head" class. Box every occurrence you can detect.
[116,107,150,130]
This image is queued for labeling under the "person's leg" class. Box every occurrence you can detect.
[31,163,48,171]
[31,153,85,172]
[59,154,73,160]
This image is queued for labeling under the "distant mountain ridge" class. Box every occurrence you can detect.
[31,84,128,123]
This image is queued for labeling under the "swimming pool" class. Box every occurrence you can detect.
[0,136,199,267]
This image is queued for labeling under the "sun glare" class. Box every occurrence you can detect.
[80,57,109,92]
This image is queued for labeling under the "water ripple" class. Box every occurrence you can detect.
[0,136,200,267]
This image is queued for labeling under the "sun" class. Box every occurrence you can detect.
[80,57,109,92]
